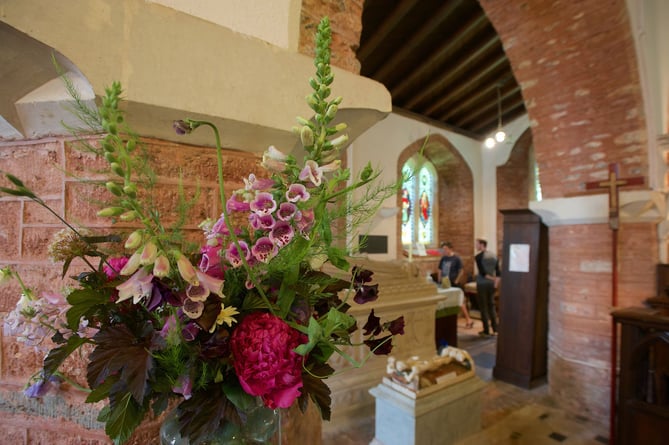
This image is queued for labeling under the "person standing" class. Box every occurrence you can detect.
[474,238,500,336]
[438,241,473,329]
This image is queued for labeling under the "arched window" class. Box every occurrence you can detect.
[401,155,437,248]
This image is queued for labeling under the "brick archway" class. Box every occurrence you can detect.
[397,135,475,272]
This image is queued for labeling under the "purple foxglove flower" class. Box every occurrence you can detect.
[261,145,288,172]
[251,237,278,263]
[210,215,231,237]
[352,266,374,284]
[244,174,275,191]
[386,316,405,336]
[250,192,277,216]
[182,321,201,341]
[199,244,224,279]
[277,202,298,221]
[286,183,311,203]
[183,297,204,319]
[226,193,251,213]
[225,241,250,268]
[160,315,176,338]
[299,160,323,186]
[362,309,382,336]
[146,285,164,311]
[269,221,294,248]
[364,335,393,355]
[353,283,379,304]
[249,213,276,231]
[295,208,315,233]
[173,375,193,400]
[116,268,154,304]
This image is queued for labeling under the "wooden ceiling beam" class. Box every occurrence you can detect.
[391,12,489,99]
[451,85,521,127]
[405,34,501,109]
[357,0,420,61]
[425,54,509,115]
[372,0,466,82]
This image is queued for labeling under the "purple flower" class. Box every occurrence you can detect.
[252,237,278,263]
[173,375,192,400]
[277,202,298,221]
[352,266,374,284]
[364,335,393,355]
[24,373,61,398]
[173,120,192,135]
[183,297,204,319]
[386,316,405,335]
[209,215,231,237]
[270,221,294,248]
[116,268,154,304]
[250,192,277,216]
[362,309,382,336]
[225,241,251,268]
[199,244,224,279]
[286,183,310,203]
[182,321,201,341]
[244,174,275,191]
[299,160,323,186]
[354,284,379,304]
[295,208,315,234]
[226,193,251,212]
[249,213,276,231]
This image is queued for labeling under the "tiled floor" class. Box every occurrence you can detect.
[323,318,609,445]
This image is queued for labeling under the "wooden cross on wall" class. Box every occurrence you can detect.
[583,162,644,445]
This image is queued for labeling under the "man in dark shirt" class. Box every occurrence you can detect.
[474,238,500,336]
[438,241,473,328]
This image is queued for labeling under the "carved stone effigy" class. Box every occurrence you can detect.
[321,258,449,433]
[369,346,485,445]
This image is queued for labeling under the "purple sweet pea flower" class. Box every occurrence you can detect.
[362,309,382,336]
[269,221,294,248]
[225,241,251,268]
[251,237,278,263]
[250,192,277,216]
[277,202,298,221]
[24,373,61,398]
[354,283,379,304]
[352,266,374,284]
[286,183,310,202]
[386,316,405,335]
[364,335,393,355]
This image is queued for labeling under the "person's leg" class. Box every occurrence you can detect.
[460,302,473,328]
[489,292,498,333]
[476,285,490,335]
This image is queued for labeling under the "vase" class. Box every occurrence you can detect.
[160,401,280,445]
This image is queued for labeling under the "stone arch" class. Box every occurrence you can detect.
[397,134,475,273]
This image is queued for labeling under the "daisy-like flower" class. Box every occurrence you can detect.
[208,304,240,333]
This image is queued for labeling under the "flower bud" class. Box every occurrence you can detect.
[153,254,170,277]
[120,251,141,275]
[97,207,125,217]
[119,210,138,222]
[110,162,124,177]
[309,77,319,90]
[175,252,199,286]
[300,126,314,147]
[329,134,349,148]
[124,230,143,249]
[0,267,13,286]
[105,181,123,196]
[140,241,158,265]
[102,140,115,152]
[104,152,117,163]
[126,139,136,152]
[334,123,348,132]
[123,183,137,198]
[325,104,338,120]
[306,94,319,110]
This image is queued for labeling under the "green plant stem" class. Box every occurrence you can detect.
[196,121,275,315]
[54,370,91,393]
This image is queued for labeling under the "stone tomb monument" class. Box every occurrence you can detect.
[369,346,485,445]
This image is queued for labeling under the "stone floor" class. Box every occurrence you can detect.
[322,317,610,445]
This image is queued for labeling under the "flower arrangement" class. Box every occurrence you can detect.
[1,17,403,444]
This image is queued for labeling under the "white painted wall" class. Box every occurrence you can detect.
[150,0,302,50]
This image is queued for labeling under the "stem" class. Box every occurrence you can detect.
[53,370,91,393]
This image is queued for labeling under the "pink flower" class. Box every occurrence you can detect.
[230,312,306,409]
[250,192,277,216]
[286,184,310,203]
[103,257,129,279]
[116,268,154,304]
[251,237,278,263]
[225,241,250,268]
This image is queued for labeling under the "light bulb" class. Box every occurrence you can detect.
[484,137,495,148]
[495,130,506,143]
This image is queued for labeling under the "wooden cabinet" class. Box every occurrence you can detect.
[612,307,669,445]
[493,209,549,388]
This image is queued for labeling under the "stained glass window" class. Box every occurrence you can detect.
[401,156,436,249]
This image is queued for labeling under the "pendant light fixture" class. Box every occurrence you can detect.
[484,84,506,149]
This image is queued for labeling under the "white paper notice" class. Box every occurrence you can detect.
[509,243,530,272]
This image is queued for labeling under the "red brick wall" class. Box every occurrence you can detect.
[0,136,261,444]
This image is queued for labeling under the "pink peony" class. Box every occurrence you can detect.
[103,256,129,279]
[230,312,306,409]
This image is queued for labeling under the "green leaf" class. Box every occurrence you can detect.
[87,324,156,404]
[326,247,349,271]
[66,288,109,330]
[43,335,88,378]
[294,316,323,356]
[301,368,332,421]
[85,374,119,403]
[105,392,144,445]
[178,385,240,443]
[222,377,255,412]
